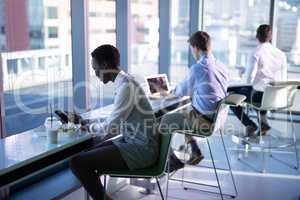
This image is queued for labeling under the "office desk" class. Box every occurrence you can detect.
[0,96,190,190]
[0,130,92,188]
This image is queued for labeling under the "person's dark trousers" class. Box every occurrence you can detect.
[227,85,267,128]
[70,139,129,200]
[189,137,201,155]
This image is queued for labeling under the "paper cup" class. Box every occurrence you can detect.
[44,117,62,144]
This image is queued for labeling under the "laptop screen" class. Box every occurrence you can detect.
[146,75,169,94]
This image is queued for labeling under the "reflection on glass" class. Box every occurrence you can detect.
[88,0,116,109]
[276,0,300,69]
[0,0,72,135]
[129,0,159,82]
[275,0,300,111]
[170,0,190,84]
[203,0,270,82]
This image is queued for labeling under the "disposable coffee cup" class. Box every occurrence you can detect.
[44,117,62,144]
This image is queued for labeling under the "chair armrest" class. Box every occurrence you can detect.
[269,81,300,87]
[228,84,252,89]
[224,94,247,106]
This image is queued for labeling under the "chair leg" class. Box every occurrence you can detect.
[103,175,107,200]
[181,141,188,189]
[156,177,165,200]
[220,130,238,198]
[165,151,170,200]
[258,111,266,173]
[290,110,299,170]
[207,138,224,200]
[84,190,90,200]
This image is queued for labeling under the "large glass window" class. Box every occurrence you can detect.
[170,0,190,84]
[275,0,300,111]
[88,0,116,109]
[1,0,72,136]
[275,0,300,70]
[203,0,271,83]
[129,0,159,82]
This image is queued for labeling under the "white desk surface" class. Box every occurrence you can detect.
[0,129,91,176]
[0,96,190,176]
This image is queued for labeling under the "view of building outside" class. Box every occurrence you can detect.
[0,0,72,135]
[276,0,300,111]
[88,0,116,109]
[170,0,190,84]
[129,0,159,84]
[1,0,300,135]
[276,0,300,70]
[203,0,271,82]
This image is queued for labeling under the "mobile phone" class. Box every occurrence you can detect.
[55,110,83,124]
[55,110,69,124]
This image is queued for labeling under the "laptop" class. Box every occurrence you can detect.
[145,74,177,100]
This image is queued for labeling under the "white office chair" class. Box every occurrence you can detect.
[239,81,300,173]
[169,94,246,200]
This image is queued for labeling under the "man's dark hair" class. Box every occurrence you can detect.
[188,31,211,51]
[91,44,120,68]
[256,24,272,43]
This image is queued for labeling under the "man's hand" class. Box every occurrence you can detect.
[66,112,83,124]
[160,90,170,96]
[55,110,84,124]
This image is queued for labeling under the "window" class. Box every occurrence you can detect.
[7,59,18,75]
[88,0,116,109]
[275,0,300,70]
[275,0,300,112]
[203,0,271,82]
[170,0,190,84]
[1,0,72,136]
[48,26,58,38]
[47,6,58,19]
[20,58,34,72]
[38,57,45,69]
[129,0,159,81]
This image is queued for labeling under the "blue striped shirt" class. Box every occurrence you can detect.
[174,53,229,118]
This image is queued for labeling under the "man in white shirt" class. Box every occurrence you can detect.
[228,24,287,137]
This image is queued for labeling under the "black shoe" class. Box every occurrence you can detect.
[165,153,185,173]
[245,125,258,138]
[178,145,185,152]
[261,123,271,136]
[186,153,204,165]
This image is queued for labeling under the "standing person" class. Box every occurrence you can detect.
[163,31,229,170]
[70,45,159,200]
[228,24,287,137]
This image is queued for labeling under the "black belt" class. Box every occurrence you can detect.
[191,106,214,123]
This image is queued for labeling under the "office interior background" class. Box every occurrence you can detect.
[0,0,300,199]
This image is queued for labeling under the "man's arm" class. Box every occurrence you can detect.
[101,82,135,137]
[173,67,195,97]
[246,55,259,84]
[282,54,287,81]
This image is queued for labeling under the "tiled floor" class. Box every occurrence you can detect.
[64,114,300,200]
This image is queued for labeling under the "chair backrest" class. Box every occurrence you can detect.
[212,94,247,133]
[156,132,173,174]
[260,85,298,110]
